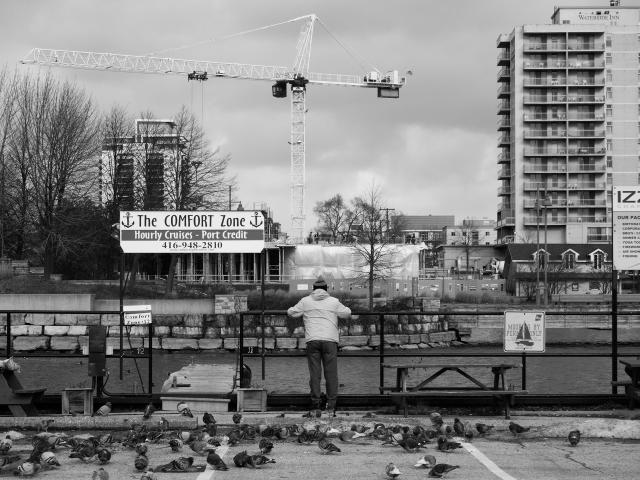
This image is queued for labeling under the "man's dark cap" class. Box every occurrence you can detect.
[313,276,327,289]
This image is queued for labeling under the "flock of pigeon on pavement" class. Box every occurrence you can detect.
[0,400,582,478]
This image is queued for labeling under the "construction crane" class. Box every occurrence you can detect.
[21,14,406,242]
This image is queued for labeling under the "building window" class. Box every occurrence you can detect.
[607,139,612,151]
[592,251,604,270]
[537,251,547,269]
[606,105,612,117]
[607,121,613,135]
[607,156,612,168]
[563,252,576,269]
[451,232,456,236]
[589,280,601,290]
[606,70,612,82]
[606,87,612,99]
[606,52,612,65]
[606,35,612,47]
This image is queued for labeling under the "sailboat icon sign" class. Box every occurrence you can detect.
[504,311,546,353]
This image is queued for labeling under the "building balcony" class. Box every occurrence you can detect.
[567,147,606,155]
[524,148,567,156]
[567,164,605,173]
[567,216,608,223]
[567,112,604,121]
[497,50,511,65]
[567,60,605,69]
[497,99,510,113]
[568,78,604,87]
[497,84,511,97]
[524,129,567,139]
[498,134,511,146]
[497,116,511,130]
[587,234,611,242]
[524,60,567,69]
[524,78,567,87]
[497,152,511,164]
[568,129,605,138]
[497,186,511,196]
[497,166,511,179]
[567,42,604,51]
[523,165,567,174]
[567,94,605,103]
[566,182,606,190]
[523,215,567,225]
[497,67,510,81]
[524,113,566,121]
[567,199,606,207]
[524,43,567,51]
[524,199,567,208]
[496,216,515,228]
[523,182,567,191]
[524,94,567,104]
[497,235,515,244]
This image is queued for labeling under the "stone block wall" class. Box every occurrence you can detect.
[1,311,452,353]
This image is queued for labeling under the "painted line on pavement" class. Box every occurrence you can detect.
[462,442,518,480]
[195,445,229,480]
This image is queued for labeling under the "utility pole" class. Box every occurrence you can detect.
[380,207,395,242]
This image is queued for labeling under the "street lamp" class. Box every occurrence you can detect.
[535,188,552,305]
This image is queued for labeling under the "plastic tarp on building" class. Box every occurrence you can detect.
[287,244,424,280]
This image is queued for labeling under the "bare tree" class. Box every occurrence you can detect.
[26,77,102,278]
[0,67,18,258]
[351,184,398,310]
[313,194,349,243]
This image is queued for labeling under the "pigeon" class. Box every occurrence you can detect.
[142,403,156,420]
[251,454,276,466]
[69,442,97,461]
[135,443,148,456]
[226,430,242,446]
[39,451,60,468]
[13,461,41,476]
[232,413,242,424]
[97,448,111,464]
[134,454,149,471]
[339,431,367,443]
[91,467,110,480]
[475,423,495,435]
[156,457,200,472]
[202,412,216,426]
[430,412,443,428]
[568,430,581,447]
[429,463,459,478]
[414,454,437,468]
[275,426,290,439]
[0,435,13,454]
[233,451,256,468]
[386,462,401,479]
[36,419,55,433]
[93,402,112,417]
[318,438,341,454]
[398,437,422,452]
[437,436,463,452]
[0,455,22,468]
[169,438,183,452]
[453,418,465,436]
[509,422,530,436]
[176,402,193,418]
[206,451,228,470]
[187,439,216,456]
[140,470,158,480]
[258,438,273,454]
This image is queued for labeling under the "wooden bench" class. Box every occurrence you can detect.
[389,389,527,419]
[0,370,46,417]
[619,360,640,409]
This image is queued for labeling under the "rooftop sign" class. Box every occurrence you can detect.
[119,211,265,253]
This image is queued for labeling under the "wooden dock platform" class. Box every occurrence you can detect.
[160,363,236,413]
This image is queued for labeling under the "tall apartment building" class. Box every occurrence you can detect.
[496,3,640,245]
[100,119,185,211]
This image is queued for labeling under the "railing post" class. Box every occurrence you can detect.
[6,312,11,358]
[521,351,527,390]
[611,268,618,394]
[148,323,153,398]
[239,313,244,387]
[379,313,385,394]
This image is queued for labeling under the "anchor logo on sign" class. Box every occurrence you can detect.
[250,211,264,228]
[121,212,135,228]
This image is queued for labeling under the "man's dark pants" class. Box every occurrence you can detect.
[306,340,338,410]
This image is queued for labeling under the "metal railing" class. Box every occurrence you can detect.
[238,308,637,395]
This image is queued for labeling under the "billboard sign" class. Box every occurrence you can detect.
[119,211,265,253]
[613,186,640,270]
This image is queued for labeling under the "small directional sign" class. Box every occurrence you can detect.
[123,305,152,325]
[119,210,265,253]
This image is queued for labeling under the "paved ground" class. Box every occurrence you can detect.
[0,410,638,479]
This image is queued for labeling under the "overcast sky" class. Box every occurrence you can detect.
[2,0,634,235]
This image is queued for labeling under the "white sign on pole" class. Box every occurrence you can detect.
[119,211,265,253]
[123,305,152,325]
[613,186,640,270]
[504,311,545,352]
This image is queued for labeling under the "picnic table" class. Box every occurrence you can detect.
[617,360,640,408]
[382,362,526,419]
[0,368,46,416]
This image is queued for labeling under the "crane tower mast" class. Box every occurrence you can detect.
[21,14,405,242]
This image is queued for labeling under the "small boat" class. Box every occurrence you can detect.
[515,323,534,347]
